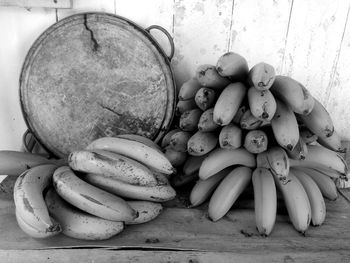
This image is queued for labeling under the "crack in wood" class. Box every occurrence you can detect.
[83,14,100,52]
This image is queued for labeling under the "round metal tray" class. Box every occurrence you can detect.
[20,12,176,158]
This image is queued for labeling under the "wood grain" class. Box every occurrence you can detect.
[0,0,72,9]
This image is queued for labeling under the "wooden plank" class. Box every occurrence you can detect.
[0,0,72,9]
[228,0,292,74]
[280,0,350,104]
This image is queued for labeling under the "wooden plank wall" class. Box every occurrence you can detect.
[1,0,350,151]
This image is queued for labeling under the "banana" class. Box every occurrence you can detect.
[170,172,198,188]
[298,98,334,138]
[53,166,137,221]
[270,75,315,115]
[240,109,264,130]
[195,64,231,90]
[182,154,208,176]
[317,130,346,153]
[232,105,248,124]
[45,188,124,240]
[247,62,276,91]
[213,82,247,126]
[219,123,242,149]
[179,109,202,132]
[215,52,249,80]
[178,78,202,100]
[13,164,60,233]
[271,99,299,150]
[198,108,220,132]
[285,137,308,160]
[273,170,311,234]
[83,173,176,202]
[175,99,197,116]
[259,147,290,182]
[252,167,277,236]
[117,134,161,151]
[187,131,218,156]
[161,129,181,148]
[169,130,192,152]
[125,201,163,225]
[194,87,217,111]
[163,147,187,167]
[300,127,318,145]
[86,136,175,175]
[243,129,268,154]
[293,167,338,201]
[291,168,326,226]
[0,150,63,176]
[199,148,256,180]
[68,150,157,186]
[189,168,231,207]
[208,166,252,221]
[248,87,277,121]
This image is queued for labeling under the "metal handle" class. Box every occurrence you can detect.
[145,25,175,61]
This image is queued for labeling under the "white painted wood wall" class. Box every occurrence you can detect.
[1,0,350,151]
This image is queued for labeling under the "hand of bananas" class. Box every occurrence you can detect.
[10,135,176,240]
[164,51,349,236]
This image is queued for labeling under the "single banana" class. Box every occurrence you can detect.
[252,167,277,236]
[161,129,181,148]
[208,166,252,221]
[195,64,231,90]
[219,123,242,149]
[13,164,60,232]
[215,52,249,80]
[317,130,346,153]
[293,167,338,201]
[213,82,247,126]
[240,109,264,130]
[179,109,202,132]
[285,137,308,160]
[248,87,277,121]
[178,78,202,100]
[86,136,175,175]
[189,168,231,207]
[83,173,176,202]
[125,201,163,225]
[45,188,124,240]
[194,87,216,111]
[53,166,137,221]
[299,127,318,145]
[298,98,334,138]
[243,129,268,154]
[198,108,220,132]
[175,99,197,116]
[187,131,218,156]
[169,130,192,152]
[270,75,315,115]
[247,62,276,91]
[260,147,290,182]
[271,99,299,150]
[182,154,208,176]
[274,170,311,234]
[291,168,326,226]
[163,147,187,167]
[116,134,161,151]
[199,148,256,180]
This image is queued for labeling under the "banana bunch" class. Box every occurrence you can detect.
[11,134,176,240]
[165,51,349,236]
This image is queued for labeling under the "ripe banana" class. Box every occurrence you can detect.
[195,87,216,111]
[317,130,346,153]
[299,127,318,145]
[125,201,163,225]
[179,108,202,132]
[178,78,202,100]
[298,98,334,138]
[208,166,252,221]
[13,164,60,233]
[219,123,242,149]
[271,99,299,150]
[247,62,276,91]
[176,99,197,116]
[189,168,231,207]
[161,129,181,148]
[274,170,311,234]
[215,52,249,81]
[248,87,277,121]
[270,75,315,115]
[199,148,256,180]
[182,154,208,176]
[45,188,124,240]
[252,167,277,236]
[68,150,157,186]
[291,168,326,226]
[198,108,220,132]
[293,167,338,201]
[240,109,264,130]
[83,173,176,202]
[243,129,268,154]
[285,137,308,160]
[86,136,175,175]
[53,166,137,221]
[117,134,161,151]
[213,82,247,126]
[195,64,231,89]
[163,147,187,167]
[187,131,218,156]
[168,130,192,152]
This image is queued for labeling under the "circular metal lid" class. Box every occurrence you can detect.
[20,13,175,158]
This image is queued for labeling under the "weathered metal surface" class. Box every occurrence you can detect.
[20,12,175,158]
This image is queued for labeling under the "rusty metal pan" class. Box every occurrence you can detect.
[20,12,176,158]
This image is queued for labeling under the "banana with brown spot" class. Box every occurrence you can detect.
[125,201,163,225]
